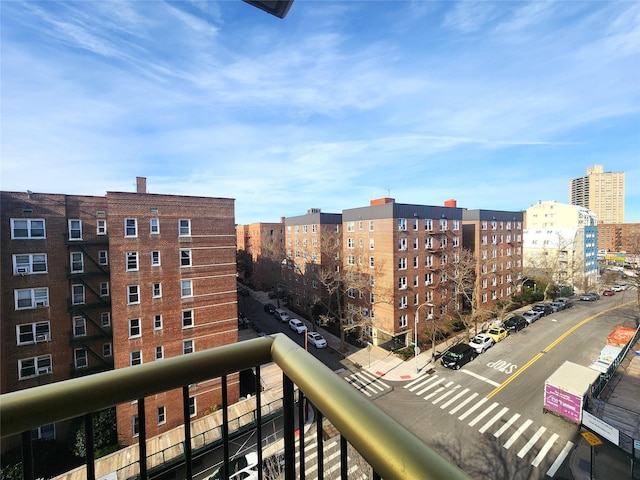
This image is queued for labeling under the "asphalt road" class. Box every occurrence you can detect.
[372,292,637,480]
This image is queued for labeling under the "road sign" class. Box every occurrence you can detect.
[582,431,603,447]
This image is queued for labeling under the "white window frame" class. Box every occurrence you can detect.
[101,312,111,327]
[154,314,163,330]
[15,288,49,310]
[16,322,50,345]
[100,281,109,297]
[155,346,164,360]
[70,252,84,273]
[73,316,87,337]
[103,343,112,357]
[181,280,193,298]
[68,219,82,240]
[97,219,107,235]
[151,250,161,266]
[182,310,194,328]
[74,348,88,369]
[126,251,139,271]
[399,314,407,328]
[179,219,191,237]
[13,254,47,275]
[130,351,142,366]
[124,218,138,238]
[152,282,162,298]
[180,249,192,267]
[129,318,141,338]
[128,285,140,304]
[98,250,108,265]
[183,339,194,354]
[150,218,160,234]
[188,397,196,417]
[398,218,407,231]
[18,355,52,379]
[32,424,56,440]
[157,406,166,425]
[11,219,46,239]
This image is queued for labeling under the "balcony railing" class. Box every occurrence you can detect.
[1,334,472,480]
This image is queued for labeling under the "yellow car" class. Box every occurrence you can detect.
[486,327,508,343]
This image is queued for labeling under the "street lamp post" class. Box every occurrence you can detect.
[414,302,434,374]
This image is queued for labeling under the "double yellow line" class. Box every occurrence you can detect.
[486,301,635,399]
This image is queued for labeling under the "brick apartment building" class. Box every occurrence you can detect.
[597,223,640,253]
[236,220,286,289]
[1,178,238,448]
[284,209,343,316]
[461,209,524,312]
[341,198,463,349]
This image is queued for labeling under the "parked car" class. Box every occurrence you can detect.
[523,310,542,324]
[545,302,560,313]
[504,315,528,333]
[263,303,276,314]
[440,344,477,370]
[469,333,494,354]
[274,309,290,322]
[556,298,574,308]
[612,283,627,291]
[486,327,508,343]
[209,451,258,480]
[307,331,327,348]
[532,304,553,316]
[550,301,566,311]
[289,318,307,334]
[580,292,599,301]
[602,289,615,296]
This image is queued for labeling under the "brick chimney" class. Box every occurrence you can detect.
[136,177,147,194]
[444,198,457,207]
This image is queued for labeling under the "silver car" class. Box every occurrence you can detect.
[469,333,494,354]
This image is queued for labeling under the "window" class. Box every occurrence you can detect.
[16,322,50,345]
[126,251,138,271]
[399,315,407,328]
[346,221,354,232]
[32,424,56,441]
[413,238,419,250]
[453,220,460,231]
[129,318,141,338]
[70,252,84,273]
[15,288,49,309]
[18,355,52,379]
[188,397,196,417]
[151,250,161,266]
[125,218,138,237]
[101,312,111,327]
[181,280,193,298]
[100,282,109,297]
[103,343,112,357]
[128,285,140,304]
[155,346,164,360]
[398,276,407,290]
[398,218,407,231]
[152,282,162,298]
[425,273,433,285]
[347,254,355,266]
[132,414,139,437]
[179,219,191,237]
[425,237,433,249]
[74,348,88,368]
[154,314,163,330]
[68,220,82,240]
[97,219,107,235]
[413,256,419,268]
[98,250,108,265]
[11,219,46,239]
[369,256,375,268]
[180,249,192,267]
[347,238,354,248]
[182,310,193,328]
[150,218,160,234]
[453,236,460,247]
[130,351,142,366]
[369,238,374,249]
[183,340,194,354]
[398,258,406,270]
[73,316,87,337]
[413,218,419,230]
[347,288,356,299]
[311,224,318,233]
[13,254,47,275]
[398,238,407,250]
[398,296,407,309]
[369,220,374,231]
[157,406,166,425]
[424,219,433,231]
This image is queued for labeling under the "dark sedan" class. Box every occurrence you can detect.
[504,315,528,333]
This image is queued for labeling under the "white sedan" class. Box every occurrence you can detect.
[289,318,307,334]
[307,331,327,348]
[469,333,494,354]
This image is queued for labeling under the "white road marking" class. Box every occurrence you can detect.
[459,368,501,386]
[546,441,574,477]
[468,402,499,427]
[449,392,478,414]
[458,397,488,421]
[504,418,533,449]
[531,433,558,467]
[440,387,469,409]
[517,426,546,458]
[478,406,509,434]
[494,413,521,438]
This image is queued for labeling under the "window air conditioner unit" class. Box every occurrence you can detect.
[427,314,434,320]
[16,266,30,275]
[37,366,52,375]
[35,334,49,342]
[425,281,432,286]
[35,301,48,307]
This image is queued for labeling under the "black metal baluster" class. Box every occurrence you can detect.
[182,386,193,479]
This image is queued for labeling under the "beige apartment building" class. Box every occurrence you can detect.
[341,198,463,350]
[462,209,524,312]
[524,200,598,289]
[570,164,625,224]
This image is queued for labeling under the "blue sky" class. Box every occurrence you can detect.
[1,1,639,224]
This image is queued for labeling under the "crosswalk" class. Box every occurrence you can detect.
[343,369,392,397]
[403,374,573,477]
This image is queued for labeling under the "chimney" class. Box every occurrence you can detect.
[136,177,147,194]
[444,199,457,208]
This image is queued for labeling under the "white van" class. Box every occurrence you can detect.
[274,309,290,322]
